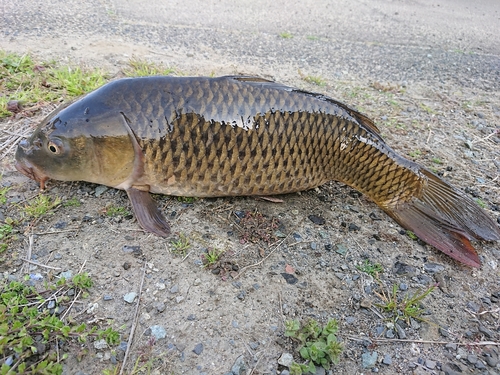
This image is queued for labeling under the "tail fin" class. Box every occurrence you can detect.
[384,169,500,268]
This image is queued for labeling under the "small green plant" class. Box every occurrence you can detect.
[124,57,177,77]
[431,157,442,164]
[23,195,62,218]
[105,205,130,217]
[306,35,319,41]
[408,150,421,158]
[475,198,486,209]
[201,247,224,267]
[303,75,326,86]
[356,259,383,276]
[419,103,437,115]
[375,284,435,323]
[0,223,13,253]
[0,273,120,374]
[279,31,293,39]
[176,196,197,204]
[406,230,418,240]
[0,186,9,205]
[284,319,343,374]
[170,233,191,256]
[63,197,81,207]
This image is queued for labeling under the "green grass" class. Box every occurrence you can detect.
[279,31,293,39]
[375,284,435,324]
[408,150,421,158]
[356,260,383,276]
[431,157,443,164]
[475,198,486,209]
[0,186,9,205]
[201,247,224,267]
[63,197,81,207]
[123,57,177,77]
[0,273,120,374]
[176,196,197,204]
[0,50,107,118]
[306,35,319,41]
[302,75,326,87]
[105,205,130,217]
[170,233,191,256]
[23,195,62,219]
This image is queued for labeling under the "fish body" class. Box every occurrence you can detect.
[15,76,500,267]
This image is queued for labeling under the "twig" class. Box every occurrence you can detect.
[22,234,34,274]
[181,250,194,262]
[233,234,289,279]
[61,289,81,321]
[347,335,500,346]
[35,229,79,235]
[20,258,62,271]
[119,266,146,375]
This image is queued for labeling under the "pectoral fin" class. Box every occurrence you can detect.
[126,187,170,237]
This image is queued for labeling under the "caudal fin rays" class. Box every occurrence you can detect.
[382,168,499,268]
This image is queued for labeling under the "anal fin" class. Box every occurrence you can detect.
[126,187,170,237]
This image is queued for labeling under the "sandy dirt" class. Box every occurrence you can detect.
[1,1,500,374]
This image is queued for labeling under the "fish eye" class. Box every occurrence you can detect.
[47,139,64,155]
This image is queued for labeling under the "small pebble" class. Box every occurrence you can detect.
[278,352,293,367]
[425,359,436,369]
[93,339,107,350]
[361,351,378,368]
[193,343,203,355]
[467,354,477,364]
[123,292,137,303]
[175,296,184,303]
[423,262,445,273]
[478,325,494,338]
[399,283,408,291]
[382,354,392,365]
[445,343,457,351]
[187,314,196,321]
[103,295,113,301]
[149,325,166,340]
[308,215,325,225]
[170,285,179,294]
[155,302,166,313]
[281,273,298,284]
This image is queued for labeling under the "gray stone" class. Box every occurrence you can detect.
[385,329,395,339]
[423,262,445,273]
[230,354,247,375]
[445,343,457,351]
[193,343,203,355]
[154,302,166,313]
[170,284,179,293]
[395,323,406,339]
[314,366,326,375]
[60,270,72,279]
[382,354,392,365]
[474,360,486,369]
[441,363,463,375]
[93,339,107,350]
[123,292,137,303]
[249,341,259,350]
[425,359,436,369]
[361,351,378,368]
[149,325,166,340]
[467,354,478,364]
[94,185,108,197]
[278,352,293,367]
[103,295,113,301]
[478,325,494,338]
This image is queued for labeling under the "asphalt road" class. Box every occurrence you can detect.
[1,0,499,89]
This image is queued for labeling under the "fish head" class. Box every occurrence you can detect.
[15,97,136,189]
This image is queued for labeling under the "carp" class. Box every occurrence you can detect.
[14,76,500,267]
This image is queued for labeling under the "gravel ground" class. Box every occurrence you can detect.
[1,1,500,374]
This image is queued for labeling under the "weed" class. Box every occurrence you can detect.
[475,198,486,209]
[0,224,13,253]
[201,247,224,267]
[306,35,319,41]
[124,57,177,77]
[302,75,326,86]
[406,230,418,240]
[408,150,421,158]
[49,66,106,96]
[170,233,191,256]
[356,260,383,276]
[419,103,437,115]
[0,273,120,374]
[431,157,442,164]
[63,197,81,207]
[105,205,129,217]
[176,196,197,204]
[279,31,293,39]
[375,283,435,324]
[23,195,62,218]
[284,319,343,373]
[0,186,9,205]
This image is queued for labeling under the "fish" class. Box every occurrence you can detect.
[14,75,500,267]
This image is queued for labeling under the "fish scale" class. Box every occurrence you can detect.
[14,75,500,267]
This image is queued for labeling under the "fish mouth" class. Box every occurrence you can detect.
[14,159,49,190]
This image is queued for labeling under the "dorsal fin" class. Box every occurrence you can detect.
[226,75,381,136]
